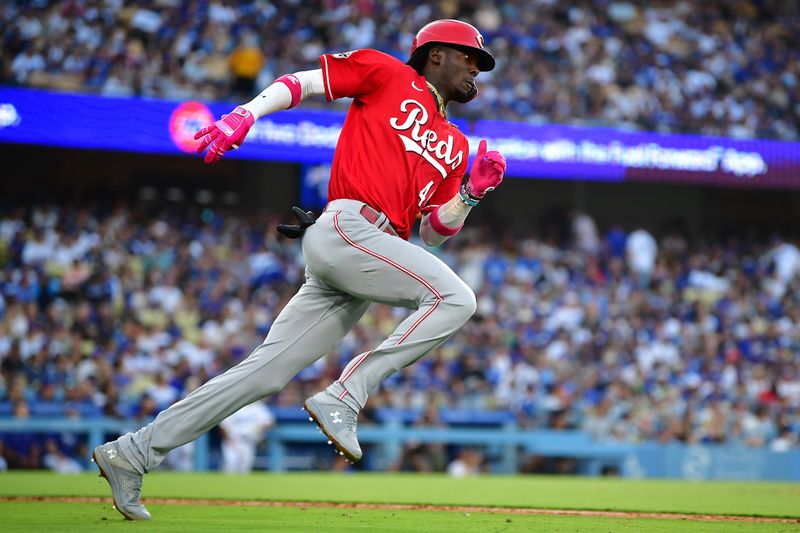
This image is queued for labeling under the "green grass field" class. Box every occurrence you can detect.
[2,472,799,532]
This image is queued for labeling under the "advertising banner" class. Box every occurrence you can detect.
[2,88,798,188]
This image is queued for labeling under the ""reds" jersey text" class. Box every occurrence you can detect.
[389,99,463,178]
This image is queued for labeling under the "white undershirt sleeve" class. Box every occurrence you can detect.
[419,195,473,247]
[241,69,326,119]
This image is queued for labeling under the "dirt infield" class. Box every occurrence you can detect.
[3,496,797,524]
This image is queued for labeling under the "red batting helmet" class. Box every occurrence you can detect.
[408,19,495,72]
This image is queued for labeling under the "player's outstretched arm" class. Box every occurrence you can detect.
[194,69,326,164]
[420,140,506,247]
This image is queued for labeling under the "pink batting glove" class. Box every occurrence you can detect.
[193,106,255,164]
[465,139,507,198]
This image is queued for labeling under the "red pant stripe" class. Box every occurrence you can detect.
[333,211,443,385]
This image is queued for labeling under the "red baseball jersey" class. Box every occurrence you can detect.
[320,49,469,240]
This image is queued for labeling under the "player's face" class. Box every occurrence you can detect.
[441,46,480,103]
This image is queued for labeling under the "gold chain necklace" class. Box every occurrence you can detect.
[426,81,447,119]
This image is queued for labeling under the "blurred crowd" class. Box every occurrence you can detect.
[0,200,798,472]
[2,0,799,140]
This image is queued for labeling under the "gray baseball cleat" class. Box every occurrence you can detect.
[304,391,362,462]
[92,442,151,521]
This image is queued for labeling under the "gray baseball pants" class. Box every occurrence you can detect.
[117,199,476,473]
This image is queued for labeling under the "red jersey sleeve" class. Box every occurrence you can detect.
[319,49,401,101]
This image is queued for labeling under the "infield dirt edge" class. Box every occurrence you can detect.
[2,496,797,524]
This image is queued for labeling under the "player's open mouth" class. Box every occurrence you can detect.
[464,80,476,91]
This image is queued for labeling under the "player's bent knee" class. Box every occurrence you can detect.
[445,284,477,325]
[462,287,478,320]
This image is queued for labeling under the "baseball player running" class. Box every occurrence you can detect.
[92,19,506,520]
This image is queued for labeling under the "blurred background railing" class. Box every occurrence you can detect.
[2,410,798,480]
